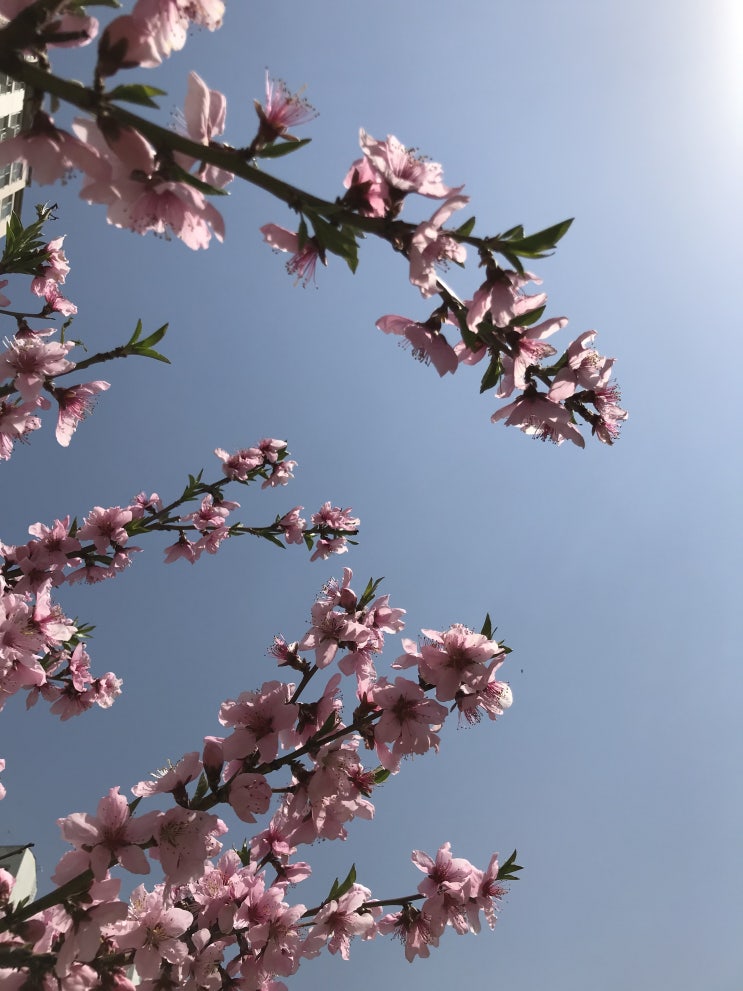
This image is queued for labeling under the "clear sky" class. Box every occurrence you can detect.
[2,1,742,989]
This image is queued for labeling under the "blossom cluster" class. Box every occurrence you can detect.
[267,129,628,447]
[0,569,515,988]
[0,3,627,446]
[0,227,111,459]
[0,442,360,718]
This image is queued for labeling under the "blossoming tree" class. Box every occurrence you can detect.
[0,2,626,988]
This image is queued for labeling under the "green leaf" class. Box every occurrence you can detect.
[235,841,251,867]
[191,773,209,803]
[479,354,503,394]
[131,347,170,364]
[358,576,384,610]
[497,849,523,880]
[135,322,169,349]
[126,319,143,346]
[480,613,493,639]
[305,209,359,273]
[505,218,573,258]
[106,83,167,109]
[257,138,312,159]
[511,305,546,328]
[373,767,391,785]
[454,215,476,238]
[325,864,357,903]
[258,530,286,549]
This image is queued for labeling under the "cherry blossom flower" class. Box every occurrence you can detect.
[370,676,448,770]
[256,72,317,142]
[112,884,194,979]
[0,399,42,460]
[55,786,160,881]
[303,883,377,959]
[0,328,76,402]
[491,388,585,446]
[131,751,203,798]
[360,130,453,199]
[54,381,110,446]
[343,156,391,217]
[495,316,567,398]
[408,192,469,297]
[152,807,226,885]
[0,112,105,185]
[260,224,325,285]
[466,269,547,334]
[76,506,133,554]
[376,314,458,377]
[378,904,439,962]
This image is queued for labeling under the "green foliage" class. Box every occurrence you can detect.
[106,83,168,109]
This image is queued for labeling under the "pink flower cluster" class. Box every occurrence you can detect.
[258,123,627,446]
[0,570,514,988]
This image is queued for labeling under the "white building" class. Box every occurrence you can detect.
[0,72,29,237]
[0,844,37,908]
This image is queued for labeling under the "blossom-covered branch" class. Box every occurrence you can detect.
[0,569,519,987]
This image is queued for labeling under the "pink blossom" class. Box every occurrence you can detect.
[378,905,439,961]
[214,444,266,479]
[227,772,272,823]
[0,758,5,801]
[398,624,506,702]
[496,316,567,398]
[55,381,109,446]
[466,269,547,334]
[309,536,349,561]
[343,156,391,217]
[40,283,77,317]
[260,224,325,286]
[310,503,360,531]
[152,807,226,885]
[303,883,377,959]
[163,533,202,564]
[548,330,615,401]
[0,399,42,460]
[107,179,226,250]
[76,506,133,554]
[256,72,317,142]
[408,192,469,297]
[278,506,306,544]
[131,751,203,798]
[0,280,9,307]
[360,130,453,199]
[370,676,448,770]
[113,884,194,979]
[219,680,298,763]
[0,328,76,402]
[592,381,628,444]
[491,389,585,446]
[55,786,159,881]
[376,314,458,377]
[261,459,297,488]
[0,112,105,186]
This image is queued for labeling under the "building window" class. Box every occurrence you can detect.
[0,166,11,190]
[1,195,14,220]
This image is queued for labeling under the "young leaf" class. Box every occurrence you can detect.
[454,215,476,238]
[497,849,523,880]
[106,83,167,109]
[479,354,503,394]
[257,138,312,159]
[325,864,357,903]
[480,613,493,639]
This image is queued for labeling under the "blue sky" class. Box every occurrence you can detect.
[2,1,742,988]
